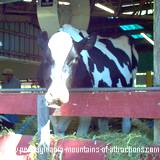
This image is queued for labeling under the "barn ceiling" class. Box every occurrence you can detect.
[89,0,153,50]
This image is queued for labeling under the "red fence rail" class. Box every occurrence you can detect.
[0,88,160,160]
[0,90,160,118]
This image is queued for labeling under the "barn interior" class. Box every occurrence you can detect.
[0,0,153,88]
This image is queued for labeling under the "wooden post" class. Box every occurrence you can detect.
[153,0,160,144]
[37,95,50,160]
[146,71,153,87]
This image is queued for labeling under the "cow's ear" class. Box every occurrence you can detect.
[74,34,97,53]
[83,33,97,50]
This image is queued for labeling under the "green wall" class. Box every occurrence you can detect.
[138,50,153,72]
[0,58,39,81]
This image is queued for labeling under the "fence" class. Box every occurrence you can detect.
[0,87,160,160]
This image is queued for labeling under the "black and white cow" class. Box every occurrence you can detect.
[38,24,139,137]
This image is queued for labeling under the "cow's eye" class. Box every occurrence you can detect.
[67,58,77,66]
[67,59,74,67]
[72,57,79,64]
[75,57,79,62]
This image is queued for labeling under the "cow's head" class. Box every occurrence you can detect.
[45,31,96,106]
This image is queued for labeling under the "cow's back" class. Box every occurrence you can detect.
[60,24,138,88]
[86,36,138,88]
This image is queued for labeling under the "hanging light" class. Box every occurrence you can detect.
[95,3,114,14]
[140,33,154,45]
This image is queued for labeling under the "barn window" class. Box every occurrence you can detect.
[119,24,144,31]
[131,33,152,39]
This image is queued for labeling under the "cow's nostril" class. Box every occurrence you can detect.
[52,99,63,106]
[49,92,53,97]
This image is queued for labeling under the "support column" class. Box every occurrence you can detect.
[69,0,90,30]
[37,0,60,38]
[146,71,153,87]
[37,95,50,160]
[153,0,160,145]
[37,0,90,38]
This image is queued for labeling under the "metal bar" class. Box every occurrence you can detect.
[0,28,37,39]
[0,88,46,92]
[0,87,160,93]
[69,87,160,92]
[37,95,50,160]
[0,0,22,4]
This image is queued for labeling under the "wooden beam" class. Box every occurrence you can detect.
[0,93,37,115]
[52,91,160,118]
[89,17,153,32]
[0,91,160,118]
[153,0,160,145]
[0,0,22,4]
[91,10,153,20]
[120,4,153,13]
[0,14,32,23]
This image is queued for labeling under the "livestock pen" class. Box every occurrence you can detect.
[0,0,160,160]
[0,87,160,160]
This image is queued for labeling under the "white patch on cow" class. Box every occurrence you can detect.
[108,36,132,60]
[45,79,69,104]
[60,24,91,72]
[59,24,86,42]
[92,64,112,87]
[80,30,89,37]
[117,79,122,87]
[122,63,132,84]
[59,24,89,42]
[80,50,90,71]
[46,31,73,104]
[48,31,73,69]
[95,40,132,85]
[132,45,139,62]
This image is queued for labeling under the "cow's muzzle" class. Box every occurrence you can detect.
[45,84,69,107]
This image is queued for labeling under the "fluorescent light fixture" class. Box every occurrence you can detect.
[122,3,140,7]
[136,72,146,76]
[120,24,144,31]
[0,0,21,4]
[58,1,70,5]
[140,33,154,45]
[122,11,133,15]
[148,9,154,14]
[141,10,146,15]
[131,34,144,39]
[136,72,154,76]
[131,33,152,39]
[23,0,32,2]
[95,3,114,14]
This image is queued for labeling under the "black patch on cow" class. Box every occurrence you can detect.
[71,55,93,88]
[98,80,109,87]
[79,32,85,38]
[129,78,133,87]
[87,46,130,87]
[37,61,52,88]
[100,38,132,73]
[132,52,138,70]
[128,37,138,70]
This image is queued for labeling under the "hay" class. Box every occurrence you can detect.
[28,128,153,160]
[90,131,152,160]
[1,117,154,160]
